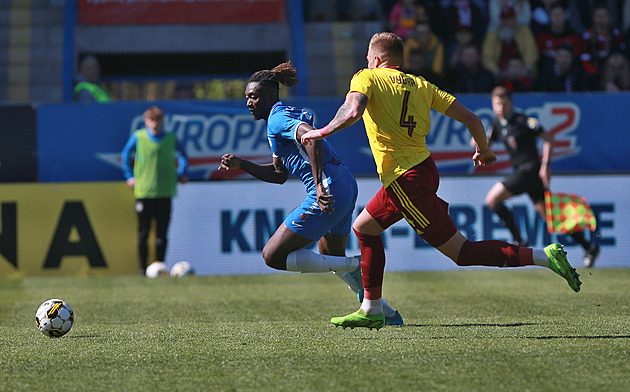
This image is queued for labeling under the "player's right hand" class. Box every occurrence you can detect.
[316,184,335,214]
[126,178,135,189]
[301,129,325,146]
[218,154,240,171]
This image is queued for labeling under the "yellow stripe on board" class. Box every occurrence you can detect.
[390,181,430,228]
[7,0,32,101]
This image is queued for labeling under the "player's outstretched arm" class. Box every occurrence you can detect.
[301,92,368,145]
[445,100,496,167]
[218,153,289,184]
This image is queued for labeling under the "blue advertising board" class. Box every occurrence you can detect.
[37,92,630,182]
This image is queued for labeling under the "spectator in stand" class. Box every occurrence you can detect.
[624,0,630,45]
[452,44,496,93]
[481,6,539,80]
[580,4,628,78]
[442,0,487,47]
[499,57,535,92]
[530,0,557,34]
[388,0,433,40]
[74,55,112,103]
[535,3,582,76]
[535,42,597,92]
[600,50,630,91]
[446,26,477,71]
[488,0,532,31]
[403,22,445,84]
[405,48,429,75]
[567,0,620,34]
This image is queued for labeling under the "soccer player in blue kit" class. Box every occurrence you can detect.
[218,62,402,325]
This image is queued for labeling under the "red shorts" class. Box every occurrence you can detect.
[365,156,457,247]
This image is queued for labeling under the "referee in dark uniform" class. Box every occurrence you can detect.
[482,86,600,267]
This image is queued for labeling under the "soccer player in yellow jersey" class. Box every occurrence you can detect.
[302,32,582,330]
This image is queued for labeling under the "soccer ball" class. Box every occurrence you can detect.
[170,261,195,277]
[35,299,74,337]
[145,261,169,278]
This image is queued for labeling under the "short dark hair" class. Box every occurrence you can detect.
[491,85,512,100]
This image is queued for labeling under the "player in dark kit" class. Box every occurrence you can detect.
[483,86,600,267]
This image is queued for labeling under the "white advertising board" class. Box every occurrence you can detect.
[165,175,630,275]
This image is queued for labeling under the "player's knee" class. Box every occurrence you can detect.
[262,248,285,270]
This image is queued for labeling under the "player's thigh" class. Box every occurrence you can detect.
[503,166,538,195]
[264,222,313,260]
[485,181,514,207]
[357,186,402,235]
[318,233,349,257]
[387,173,457,248]
[326,172,358,231]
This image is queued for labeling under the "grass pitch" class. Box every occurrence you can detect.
[1,268,630,391]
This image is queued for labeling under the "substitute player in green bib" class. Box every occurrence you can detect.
[122,106,189,275]
[302,32,582,330]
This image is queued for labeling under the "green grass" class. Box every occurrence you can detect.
[2,268,630,391]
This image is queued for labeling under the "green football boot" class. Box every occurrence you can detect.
[544,243,582,292]
[331,309,385,330]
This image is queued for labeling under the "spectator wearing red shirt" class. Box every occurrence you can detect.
[499,57,535,92]
[535,3,581,75]
[580,4,628,76]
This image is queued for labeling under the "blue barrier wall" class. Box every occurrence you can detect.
[37,92,630,182]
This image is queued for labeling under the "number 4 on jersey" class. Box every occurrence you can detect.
[399,90,417,137]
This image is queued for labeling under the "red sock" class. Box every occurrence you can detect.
[457,240,534,267]
[353,228,385,300]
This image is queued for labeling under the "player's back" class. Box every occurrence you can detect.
[349,67,455,186]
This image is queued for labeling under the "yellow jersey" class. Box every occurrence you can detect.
[349,67,456,187]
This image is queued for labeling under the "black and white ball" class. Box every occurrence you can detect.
[35,299,74,337]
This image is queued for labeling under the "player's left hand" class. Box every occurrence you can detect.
[218,154,240,171]
[473,150,497,167]
[539,165,550,188]
[301,129,325,146]
[316,184,335,214]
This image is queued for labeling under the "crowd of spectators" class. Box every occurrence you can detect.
[383,0,630,93]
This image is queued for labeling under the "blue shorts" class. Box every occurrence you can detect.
[284,171,358,242]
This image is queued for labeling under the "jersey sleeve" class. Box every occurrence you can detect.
[428,82,456,114]
[268,110,307,143]
[348,69,372,98]
[121,131,138,180]
[488,122,499,142]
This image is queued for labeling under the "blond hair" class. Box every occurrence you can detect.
[369,32,404,65]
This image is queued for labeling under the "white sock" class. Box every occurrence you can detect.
[334,272,396,317]
[533,249,549,268]
[361,298,383,315]
[333,271,360,292]
[285,249,358,273]
[381,300,396,319]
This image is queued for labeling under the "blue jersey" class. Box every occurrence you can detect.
[267,102,349,195]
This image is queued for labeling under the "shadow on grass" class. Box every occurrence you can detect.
[68,335,100,339]
[530,335,630,340]
[386,324,630,340]
[405,322,538,328]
